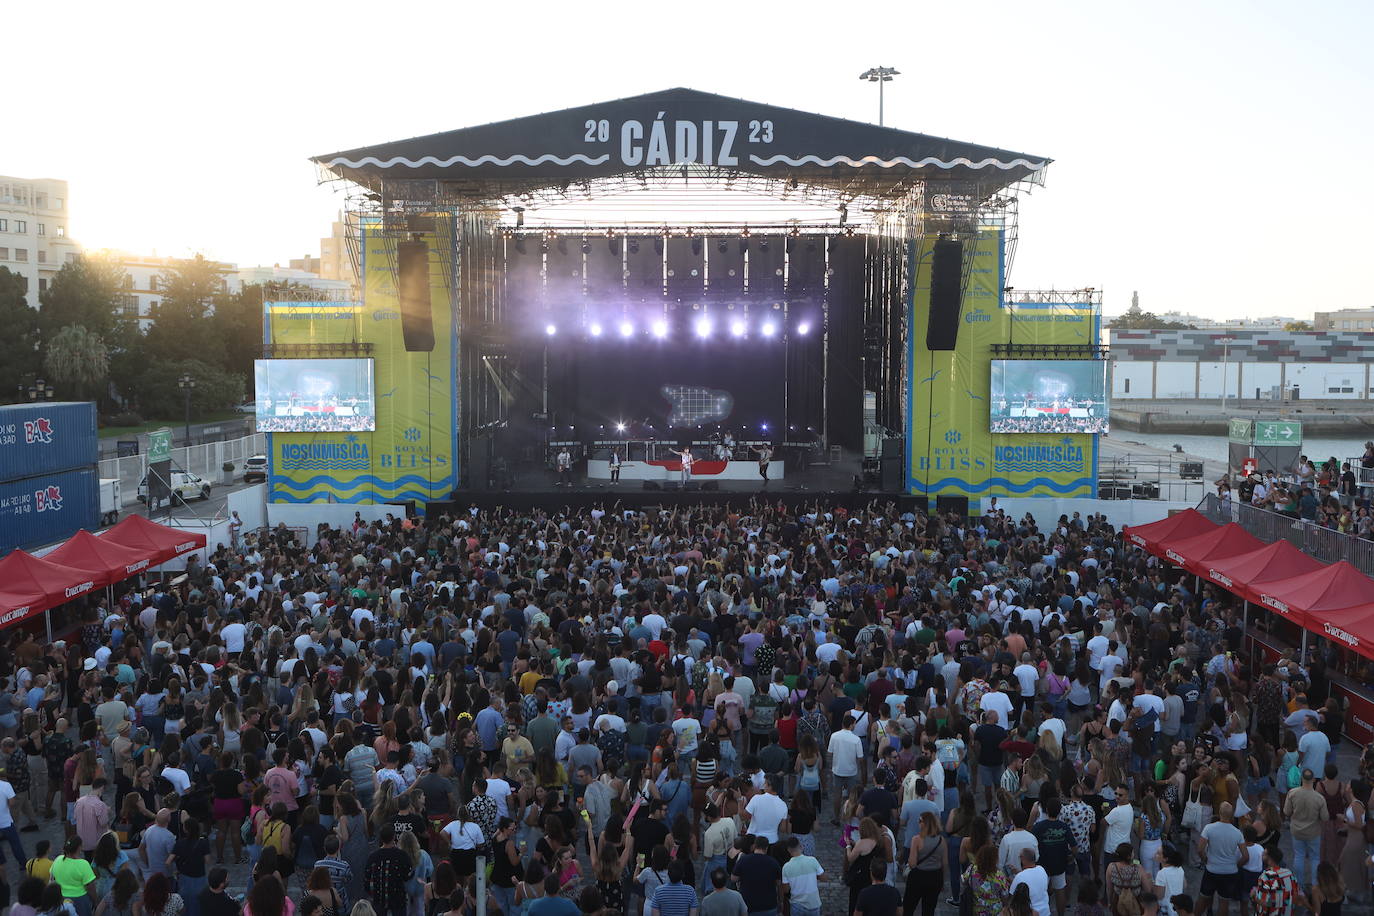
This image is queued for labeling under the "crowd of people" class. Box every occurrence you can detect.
[0,498,1369,916]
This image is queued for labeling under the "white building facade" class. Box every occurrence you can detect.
[0,176,82,306]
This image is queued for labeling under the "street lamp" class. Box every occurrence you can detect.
[1218,337,1235,414]
[24,378,55,401]
[859,67,900,126]
[178,374,196,443]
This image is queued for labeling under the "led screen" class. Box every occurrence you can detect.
[989,360,1109,433]
[253,359,376,432]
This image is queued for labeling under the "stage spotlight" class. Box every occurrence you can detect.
[694,317,712,338]
[730,320,746,338]
[761,422,770,431]
[589,322,603,337]
[618,320,634,338]
[545,323,557,336]
[652,319,669,338]
[616,422,627,432]
[797,321,812,335]
[761,320,777,337]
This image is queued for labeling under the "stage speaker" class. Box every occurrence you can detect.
[880,457,904,492]
[880,437,905,459]
[701,481,719,491]
[935,495,969,517]
[662,481,681,492]
[926,238,964,351]
[683,482,701,491]
[642,481,660,491]
[396,239,435,352]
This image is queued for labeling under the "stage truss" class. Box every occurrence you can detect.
[315,163,1036,482]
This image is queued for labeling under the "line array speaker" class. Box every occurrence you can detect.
[926,238,964,351]
[397,239,436,352]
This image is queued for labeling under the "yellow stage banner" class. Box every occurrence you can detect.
[907,228,1098,499]
[265,220,457,503]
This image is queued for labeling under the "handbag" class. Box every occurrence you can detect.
[959,866,975,916]
[1181,787,1206,831]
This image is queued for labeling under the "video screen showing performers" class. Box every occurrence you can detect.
[253,359,376,433]
[567,338,787,433]
[989,360,1109,434]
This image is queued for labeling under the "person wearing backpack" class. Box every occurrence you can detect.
[1105,843,1149,916]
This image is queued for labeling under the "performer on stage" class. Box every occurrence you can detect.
[751,443,773,485]
[669,446,694,484]
[556,447,572,487]
[609,448,621,484]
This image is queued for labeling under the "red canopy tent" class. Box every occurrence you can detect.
[1122,508,1217,556]
[45,528,154,588]
[0,550,59,628]
[1255,560,1374,646]
[1156,523,1267,584]
[0,549,100,631]
[102,515,206,566]
[1205,539,1326,604]
[1310,604,1374,661]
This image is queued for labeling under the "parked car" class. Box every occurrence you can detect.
[237,402,257,415]
[136,470,211,504]
[243,454,268,483]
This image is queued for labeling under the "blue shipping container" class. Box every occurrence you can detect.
[0,467,100,555]
[0,402,98,483]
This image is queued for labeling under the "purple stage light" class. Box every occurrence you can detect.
[589,322,603,337]
[652,319,669,338]
[796,321,811,335]
[619,320,634,338]
[730,320,746,338]
[694,317,712,338]
[545,323,557,336]
[761,320,777,337]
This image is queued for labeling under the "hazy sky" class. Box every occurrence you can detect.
[8,1,1370,318]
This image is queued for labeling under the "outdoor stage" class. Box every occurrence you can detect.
[272,88,1068,508]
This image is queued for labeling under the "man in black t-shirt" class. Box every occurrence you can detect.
[1030,797,1074,913]
[631,799,671,858]
[391,794,429,849]
[972,711,1008,808]
[854,857,901,916]
[732,835,783,915]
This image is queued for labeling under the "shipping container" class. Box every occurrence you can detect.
[0,402,98,483]
[0,467,100,555]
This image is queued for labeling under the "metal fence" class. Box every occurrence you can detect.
[98,434,266,507]
[1197,492,1374,574]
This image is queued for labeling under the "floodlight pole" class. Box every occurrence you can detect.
[859,67,901,126]
[1219,337,1235,415]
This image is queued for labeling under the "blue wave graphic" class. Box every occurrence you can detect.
[270,490,444,504]
[994,462,1082,473]
[272,472,456,490]
[909,476,1092,495]
[279,460,372,471]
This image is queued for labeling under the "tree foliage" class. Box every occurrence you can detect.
[43,325,109,399]
[142,254,227,364]
[211,282,265,379]
[1284,320,1313,331]
[132,359,244,419]
[1105,302,1195,330]
[0,267,41,400]
[37,254,128,340]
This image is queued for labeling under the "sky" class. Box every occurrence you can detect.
[7,1,1371,319]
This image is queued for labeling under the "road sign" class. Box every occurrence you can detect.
[1228,419,1253,443]
[1252,421,1301,445]
[147,428,172,463]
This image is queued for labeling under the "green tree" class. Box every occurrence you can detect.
[1106,301,1195,330]
[37,254,128,340]
[142,254,224,363]
[43,324,109,399]
[133,359,244,419]
[210,282,265,377]
[1284,320,1313,331]
[0,267,41,401]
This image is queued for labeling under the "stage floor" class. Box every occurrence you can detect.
[436,460,912,512]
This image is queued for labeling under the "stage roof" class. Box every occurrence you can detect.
[312,88,1050,201]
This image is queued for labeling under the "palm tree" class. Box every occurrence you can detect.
[44,324,109,399]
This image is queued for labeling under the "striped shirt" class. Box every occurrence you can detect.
[650,882,699,916]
